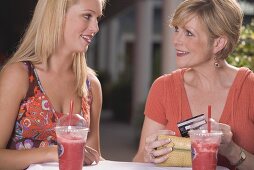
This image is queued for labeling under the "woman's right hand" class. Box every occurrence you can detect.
[83,145,100,165]
[144,130,175,163]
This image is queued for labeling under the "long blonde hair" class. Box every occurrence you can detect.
[6,0,106,97]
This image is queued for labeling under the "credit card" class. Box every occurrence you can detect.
[177,114,206,137]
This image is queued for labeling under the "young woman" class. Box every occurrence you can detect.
[133,0,254,169]
[0,0,106,169]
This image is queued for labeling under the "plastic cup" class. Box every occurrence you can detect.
[55,114,89,170]
[189,130,222,170]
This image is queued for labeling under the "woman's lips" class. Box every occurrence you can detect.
[81,35,93,44]
[176,50,189,57]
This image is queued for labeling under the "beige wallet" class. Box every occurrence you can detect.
[156,135,192,167]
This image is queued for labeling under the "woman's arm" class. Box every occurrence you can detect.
[0,63,58,170]
[0,146,57,170]
[133,117,173,163]
[219,123,254,169]
[83,74,103,165]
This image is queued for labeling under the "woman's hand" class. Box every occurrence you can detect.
[144,130,175,163]
[83,145,100,165]
[218,123,234,156]
[218,123,254,169]
[218,123,243,165]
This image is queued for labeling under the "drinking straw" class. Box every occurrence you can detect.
[208,105,211,133]
[68,99,74,126]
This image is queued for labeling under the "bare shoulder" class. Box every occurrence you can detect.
[0,62,29,97]
[87,72,102,108]
[88,73,101,91]
[1,62,29,82]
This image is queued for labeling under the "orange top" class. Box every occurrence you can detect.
[144,68,254,170]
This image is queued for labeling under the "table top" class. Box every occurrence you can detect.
[27,160,229,170]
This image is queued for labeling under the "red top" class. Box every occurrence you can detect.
[144,68,254,170]
[7,61,91,149]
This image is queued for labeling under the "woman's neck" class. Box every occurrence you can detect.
[184,61,238,91]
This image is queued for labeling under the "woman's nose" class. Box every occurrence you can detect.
[89,20,99,35]
[173,32,183,47]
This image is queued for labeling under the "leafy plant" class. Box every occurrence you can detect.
[227,20,254,70]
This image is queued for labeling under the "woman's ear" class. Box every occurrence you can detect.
[213,36,227,54]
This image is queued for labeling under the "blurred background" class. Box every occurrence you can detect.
[0,0,253,162]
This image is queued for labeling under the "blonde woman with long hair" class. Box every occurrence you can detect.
[0,0,106,169]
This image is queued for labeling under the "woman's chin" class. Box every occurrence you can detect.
[75,46,88,53]
[176,64,186,69]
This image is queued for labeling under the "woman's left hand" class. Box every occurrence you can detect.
[83,145,100,165]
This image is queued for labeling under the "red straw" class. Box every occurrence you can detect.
[68,99,74,126]
[208,105,211,133]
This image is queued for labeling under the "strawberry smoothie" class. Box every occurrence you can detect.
[57,135,85,170]
[56,126,88,170]
[189,130,222,170]
[191,140,220,170]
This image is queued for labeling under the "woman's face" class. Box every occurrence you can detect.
[62,0,103,53]
[172,16,214,69]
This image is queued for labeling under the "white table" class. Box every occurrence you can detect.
[27,160,229,170]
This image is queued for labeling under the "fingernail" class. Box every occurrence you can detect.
[164,154,170,159]
[165,147,172,152]
[165,139,171,143]
[167,147,173,152]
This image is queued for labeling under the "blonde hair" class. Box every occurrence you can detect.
[170,0,243,59]
[6,0,106,97]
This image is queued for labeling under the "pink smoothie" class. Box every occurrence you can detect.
[57,135,85,170]
[191,140,220,170]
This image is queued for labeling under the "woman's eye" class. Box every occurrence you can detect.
[186,30,193,36]
[83,14,92,20]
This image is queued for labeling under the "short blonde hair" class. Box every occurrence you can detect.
[170,0,243,59]
[7,0,106,97]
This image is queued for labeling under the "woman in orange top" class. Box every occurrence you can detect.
[133,0,254,169]
[0,0,105,169]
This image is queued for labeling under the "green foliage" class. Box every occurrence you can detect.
[227,20,254,70]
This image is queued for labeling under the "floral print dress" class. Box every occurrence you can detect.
[7,61,91,150]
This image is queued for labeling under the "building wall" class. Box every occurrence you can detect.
[89,0,254,123]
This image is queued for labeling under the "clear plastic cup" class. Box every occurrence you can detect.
[189,129,222,170]
[55,114,89,170]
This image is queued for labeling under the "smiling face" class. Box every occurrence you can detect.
[62,0,103,53]
[172,16,214,69]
